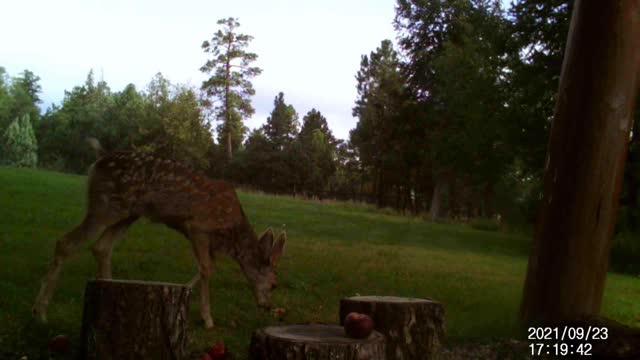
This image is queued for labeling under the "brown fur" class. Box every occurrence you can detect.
[33,140,286,328]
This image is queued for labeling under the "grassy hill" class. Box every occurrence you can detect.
[1,167,639,358]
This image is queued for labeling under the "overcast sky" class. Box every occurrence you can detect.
[1,0,403,140]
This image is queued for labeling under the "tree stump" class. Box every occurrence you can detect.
[340,296,445,360]
[79,279,192,360]
[249,324,386,360]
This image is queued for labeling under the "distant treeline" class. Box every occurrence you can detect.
[1,0,639,236]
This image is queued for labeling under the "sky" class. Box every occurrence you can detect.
[1,0,401,140]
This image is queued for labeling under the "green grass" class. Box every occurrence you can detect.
[469,217,501,232]
[1,167,639,359]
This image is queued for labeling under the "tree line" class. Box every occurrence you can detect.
[1,0,638,237]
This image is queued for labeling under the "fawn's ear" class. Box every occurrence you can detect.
[259,228,275,262]
[271,231,286,267]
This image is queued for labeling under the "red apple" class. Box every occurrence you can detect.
[343,312,375,339]
[208,343,226,359]
[48,334,71,354]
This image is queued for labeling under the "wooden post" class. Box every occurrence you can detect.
[340,296,445,360]
[249,324,386,360]
[80,279,192,360]
[520,0,640,324]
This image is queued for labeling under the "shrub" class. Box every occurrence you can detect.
[1,114,38,167]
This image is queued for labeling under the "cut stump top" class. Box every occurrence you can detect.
[262,324,384,344]
[90,279,189,288]
[343,295,438,304]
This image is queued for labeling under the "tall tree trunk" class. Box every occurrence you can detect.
[226,130,232,161]
[225,36,233,162]
[521,0,640,324]
[483,183,494,218]
[430,178,446,221]
[376,166,386,208]
[448,177,458,219]
[359,170,365,203]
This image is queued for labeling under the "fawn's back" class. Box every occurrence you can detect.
[88,151,244,233]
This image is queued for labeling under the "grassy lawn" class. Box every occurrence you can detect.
[1,167,639,359]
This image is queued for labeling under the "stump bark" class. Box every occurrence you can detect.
[340,296,445,360]
[250,324,386,360]
[80,279,192,360]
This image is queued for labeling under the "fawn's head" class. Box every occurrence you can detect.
[244,228,286,310]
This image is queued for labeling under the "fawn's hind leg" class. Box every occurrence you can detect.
[92,216,138,279]
[188,232,215,329]
[186,254,216,288]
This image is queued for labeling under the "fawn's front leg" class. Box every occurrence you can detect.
[91,217,137,279]
[33,216,103,322]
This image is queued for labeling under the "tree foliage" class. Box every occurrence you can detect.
[200,17,262,160]
[2,114,38,167]
[10,70,42,127]
[262,92,298,149]
[351,39,412,208]
[136,74,213,169]
[391,0,510,217]
[297,109,338,196]
[243,92,300,193]
[5,2,638,245]
[0,68,42,162]
[37,71,213,173]
[505,0,572,179]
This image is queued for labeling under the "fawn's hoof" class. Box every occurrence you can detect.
[32,305,48,323]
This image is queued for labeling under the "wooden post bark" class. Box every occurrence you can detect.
[80,279,192,360]
[249,324,386,360]
[340,296,446,360]
[520,0,640,324]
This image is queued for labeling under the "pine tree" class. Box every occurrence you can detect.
[351,39,408,208]
[394,0,509,217]
[200,17,262,161]
[0,67,12,132]
[2,114,38,167]
[11,70,42,127]
[297,109,338,196]
[299,109,336,145]
[246,92,300,193]
[262,92,298,150]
